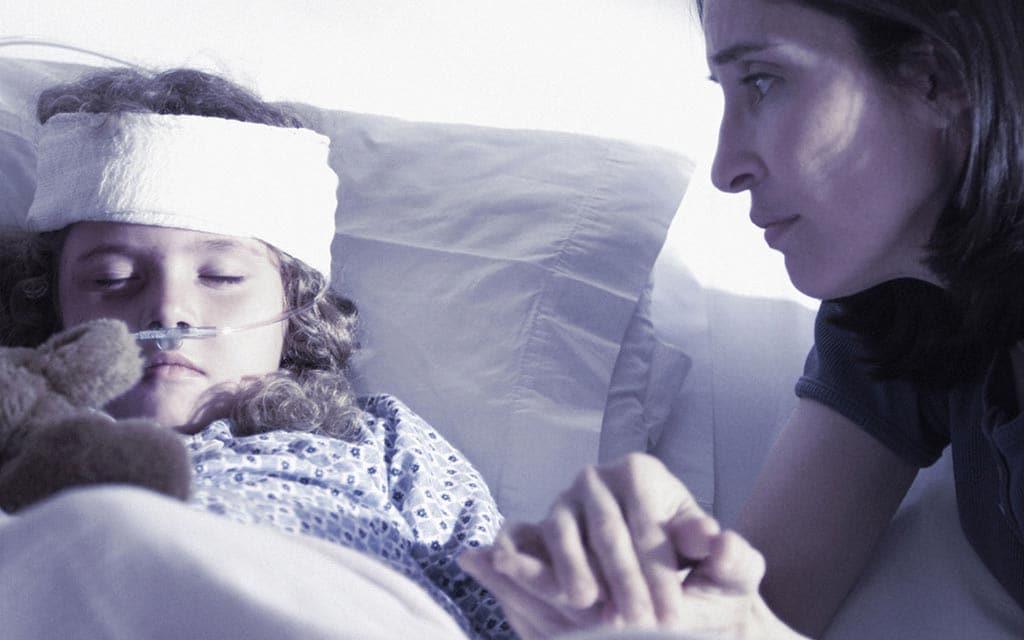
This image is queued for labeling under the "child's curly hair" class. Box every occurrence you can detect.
[0,66,363,440]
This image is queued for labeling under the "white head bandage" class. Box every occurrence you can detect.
[26,111,338,278]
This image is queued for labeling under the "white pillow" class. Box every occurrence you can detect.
[0,54,693,522]
[0,58,81,225]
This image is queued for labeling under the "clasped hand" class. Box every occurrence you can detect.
[459,453,788,639]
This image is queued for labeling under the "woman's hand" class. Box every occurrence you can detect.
[458,453,807,639]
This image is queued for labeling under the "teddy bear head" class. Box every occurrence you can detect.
[27,318,144,408]
[0,319,144,456]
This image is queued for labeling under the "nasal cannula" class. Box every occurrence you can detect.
[130,290,324,351]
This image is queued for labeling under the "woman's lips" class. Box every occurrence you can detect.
[756,216,799,249]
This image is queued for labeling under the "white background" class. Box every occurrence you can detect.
[1,0,812,306]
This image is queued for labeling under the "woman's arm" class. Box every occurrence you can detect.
[737,398,918,637]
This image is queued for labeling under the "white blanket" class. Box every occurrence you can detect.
[0,487,468,640]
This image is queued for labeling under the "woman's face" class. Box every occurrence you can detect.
[58,222,287,431]
[703,0,963,299]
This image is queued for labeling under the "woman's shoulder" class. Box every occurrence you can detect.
[798,300,951,467]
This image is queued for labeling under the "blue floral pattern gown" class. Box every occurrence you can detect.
[186,394,514,639]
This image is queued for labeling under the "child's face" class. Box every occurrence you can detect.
[58,222,287,431]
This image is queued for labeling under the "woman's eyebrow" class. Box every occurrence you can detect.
[709,42,772,67]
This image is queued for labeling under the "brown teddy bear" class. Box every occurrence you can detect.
[0,318,191,513]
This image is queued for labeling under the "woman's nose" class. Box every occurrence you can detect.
[710,111,764,194]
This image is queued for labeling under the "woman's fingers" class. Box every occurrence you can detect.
[478,455,750,632]
[667,511,721,565]
[620,507,690,626]
[458,546,605,637]
[574,464,658,625]
[540,496,607,608]
[490,523,561,596]
[483,464,661,623]
[488,519,607,611]
[457,548,567,639]
[468,455,786,639]
[692,529,767,594]
[526,454,716,626]
[593,454,713,626]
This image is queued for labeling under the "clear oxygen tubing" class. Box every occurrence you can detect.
[130,287,326,351]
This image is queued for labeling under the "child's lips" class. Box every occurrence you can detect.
[144,354,204,379]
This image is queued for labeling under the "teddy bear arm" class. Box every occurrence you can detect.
[0,414,191,513]
[0,361,49,463]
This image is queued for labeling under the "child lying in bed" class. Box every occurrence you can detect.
[0,67,512,640]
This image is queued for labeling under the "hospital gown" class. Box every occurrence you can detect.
[185,394,514,639]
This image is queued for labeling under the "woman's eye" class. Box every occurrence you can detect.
[741,73,777,104]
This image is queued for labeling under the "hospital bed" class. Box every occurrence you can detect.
[1,47,1022,640]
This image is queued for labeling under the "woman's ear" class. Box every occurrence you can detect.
[897,37,968,128]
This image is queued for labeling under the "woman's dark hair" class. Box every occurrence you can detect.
[698,1,1024,386]
[2,66,363,439]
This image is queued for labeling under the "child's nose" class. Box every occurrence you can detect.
[140,276,199,332]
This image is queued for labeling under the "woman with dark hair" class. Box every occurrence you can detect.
[460,2,1024,638]
[0,67,512,639]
